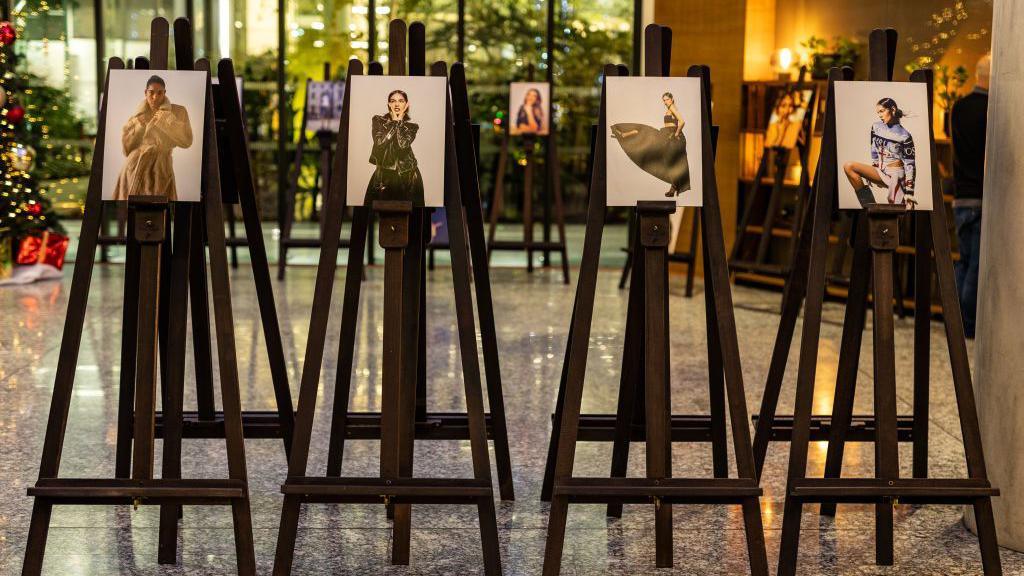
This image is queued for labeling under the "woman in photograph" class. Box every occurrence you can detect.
[113,75,194,201]
[765,90,803,149]
[843,97,917,207]
[365,89,424,206]
[513,88,546,135]
[610,91,690,198]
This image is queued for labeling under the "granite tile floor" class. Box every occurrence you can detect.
[1,259,1022,575]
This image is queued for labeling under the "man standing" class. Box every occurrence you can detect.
[951,53,990,339]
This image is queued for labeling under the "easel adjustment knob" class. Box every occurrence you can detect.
[375,200,414,248]
[866,204,904,251]
[128,196,169,244]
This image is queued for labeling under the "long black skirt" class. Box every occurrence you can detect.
[610,123,690,194]
[365,166,425,207]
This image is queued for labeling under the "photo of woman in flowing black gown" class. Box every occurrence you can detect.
[365,89,425,206]
[610,91,690,198]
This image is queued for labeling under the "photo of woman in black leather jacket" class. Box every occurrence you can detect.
[365,89,425,206]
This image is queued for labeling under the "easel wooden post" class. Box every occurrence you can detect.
[22,18,256,575]
[540,25,768,576]
[730,70,816,278]
[765,29,1002,576]
[272,20,503,575]
[321,24,514,502]
[486,65,571,284]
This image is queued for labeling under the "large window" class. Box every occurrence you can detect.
[18,0,637,222]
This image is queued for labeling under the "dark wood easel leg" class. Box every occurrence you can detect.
[607,217,644,518]
[189,211,217,420]
[486,135,508,262]
[912,211,931,478]
[115,210,141,478]
[730,151,770,267]
[819,217,871,517]
[754,149,789,264]
[325,207,370,476]
[752,178,816,478]
[157,204,197,564]
[549,136,571,284]
[684,209,700,298]
[523,140,535,273]
[776,71,839,571]
[702,209,728,478]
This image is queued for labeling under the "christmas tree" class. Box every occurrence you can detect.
[0,12,65,281]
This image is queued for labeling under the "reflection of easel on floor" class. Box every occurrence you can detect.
[278,63,372,279]
[22,18,256,574]
[748,29,1001,576]
[540,25,768,576]
[730,69,815,279]
[615,30,699,297]
[486,65,570,283]
[273,21,504,575]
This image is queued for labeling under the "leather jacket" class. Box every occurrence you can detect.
[369,114,419,173]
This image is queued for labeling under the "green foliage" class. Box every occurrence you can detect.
[802,35,861,78]
[935,64,970,111]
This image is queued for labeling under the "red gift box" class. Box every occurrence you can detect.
[16,231,69,270]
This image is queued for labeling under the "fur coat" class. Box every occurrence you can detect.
[112,97,194,201]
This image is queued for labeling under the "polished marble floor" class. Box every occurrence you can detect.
[1,254,1022,574]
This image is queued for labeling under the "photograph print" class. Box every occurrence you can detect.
[508,82,550,136]
[102,69,207,202]
[346,75,448,208]
[835,80,932,210]
[605,76,703,206]
[305,80,346,132]
[765,88,813,149]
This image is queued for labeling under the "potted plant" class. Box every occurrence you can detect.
[802,35,861,79]
[936,64,969,137]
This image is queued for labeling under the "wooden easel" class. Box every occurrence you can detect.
[486,65,571,284]
[123,56,296,463]
[320,23,514,502]
[730,69,816,278]
[540,25,768,576]
[750,29,919,482]
[22,18,256,575]
[754,29,1001,575]
[278,63,372,279]
[272,20,503,575]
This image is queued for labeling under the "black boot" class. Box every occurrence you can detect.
[855,185,875,207]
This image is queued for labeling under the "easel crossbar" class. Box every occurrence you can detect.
[29,478,247,503]
[788,478,997,503]
[152,410,288,438]
[553,478,761,504]
[281,477,493,502]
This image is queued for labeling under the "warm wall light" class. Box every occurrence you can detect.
[777,48,794,71]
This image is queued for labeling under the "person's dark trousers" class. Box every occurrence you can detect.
[954,206,982,338]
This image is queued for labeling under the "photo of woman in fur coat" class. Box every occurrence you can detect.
[112,75,194,201]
